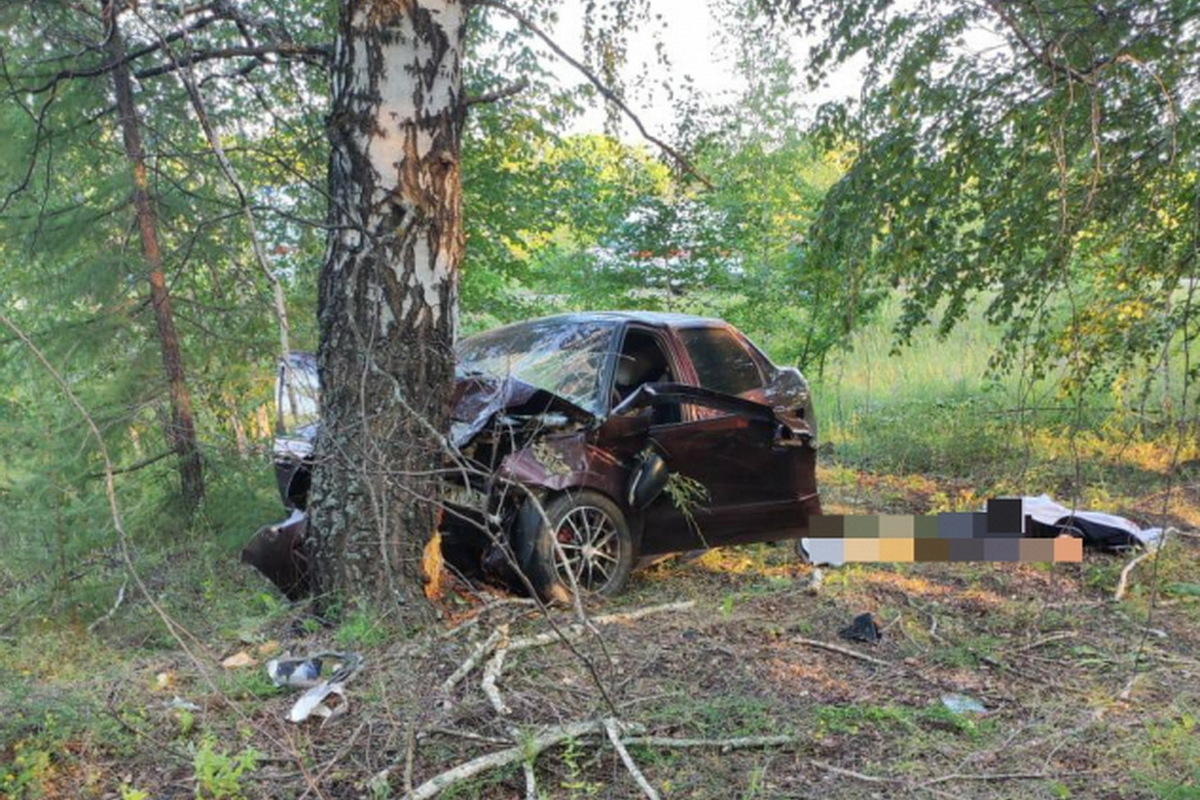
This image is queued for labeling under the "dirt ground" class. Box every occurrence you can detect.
[7,473,1200,799]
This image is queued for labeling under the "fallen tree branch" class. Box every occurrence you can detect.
[481,628,511,715]
[508,600,695,652]
[622,734,800,752]
[793,637,890,667]
[520,757,537,800]
[813,760,893,784]
[441,627,505,697]
[421,727,512,746]
[404,720,616,800]
[416,601,697,797]
[87,578,128,633]
[402,717,803,799]
[604,718,661,800]
[438,597,537,639]
[471,624,533,797]
[1116,673,1139,702]
[816,759,1094,789]
[595,601,696,625]
[1114,545,1158,601]
[922,769,1098,786]
[1015,631,1077,652]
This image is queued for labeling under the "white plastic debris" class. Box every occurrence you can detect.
[268,651,363,724]
[267,656,324,688]
[167,696,201,712]
[287,681,348,723]
[941,693,987,715]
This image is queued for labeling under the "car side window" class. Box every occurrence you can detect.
[678,327,764,396]
[612,328,682,424]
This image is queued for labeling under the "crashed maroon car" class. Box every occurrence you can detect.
[255,312,821,599]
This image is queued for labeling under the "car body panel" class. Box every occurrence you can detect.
[251,311,821,598]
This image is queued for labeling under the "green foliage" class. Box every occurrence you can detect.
[651,693,781,738]
[333,607,390,649]
[1136,714,1200,799]
[0,680,115,800]
[0,0,327,574]
[664,470,710,515]
[814,704,917,738]
[500,128,854,371]
[459,18,857,371]
[191,733,261,800]
[769,0,1200,391]
[461,130,677,323]
[0,743,52,799]
[815,701,988,743]
[811,291,1199,508]
[916,702,982,737]
[557,736,604,797]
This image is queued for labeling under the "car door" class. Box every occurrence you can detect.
[634,383,815,554]
[641,325,816,551]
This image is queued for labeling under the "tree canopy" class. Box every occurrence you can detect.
[779,0,1200,388]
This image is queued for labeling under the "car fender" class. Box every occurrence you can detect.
[497,433,627,502]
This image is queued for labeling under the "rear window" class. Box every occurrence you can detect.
[678,327,764,396]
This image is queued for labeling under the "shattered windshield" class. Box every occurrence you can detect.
[456,318,618,416]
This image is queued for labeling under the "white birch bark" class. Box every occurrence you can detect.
[310,0,466,613]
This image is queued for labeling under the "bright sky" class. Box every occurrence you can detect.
[548,1,1006,142]
[552,0,865,139]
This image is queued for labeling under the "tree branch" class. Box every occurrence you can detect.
[603,718,661,800]
[793,636,890,667]
[465,77,530,107]
[622,734,800,751]
[403,720,618,800]
[1113,543,1158,601]
[85,449,175,480]
[470,0,713,189]
[21,21,330,95]
[134,43,332,79]
[22,11,227,93]
[400,721,802,800]
[983,0,1123,86]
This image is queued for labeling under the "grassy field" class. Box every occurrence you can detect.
[2,302,1199,799]
[815,296,1198,519]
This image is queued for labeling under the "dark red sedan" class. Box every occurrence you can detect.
[258,312,821,600]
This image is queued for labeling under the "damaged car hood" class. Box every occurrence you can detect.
[450,374,596,447]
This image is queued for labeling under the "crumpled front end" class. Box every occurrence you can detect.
[241,509,310,601]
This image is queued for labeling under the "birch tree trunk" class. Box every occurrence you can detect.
[309,0,465,614]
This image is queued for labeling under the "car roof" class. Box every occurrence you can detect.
[473,311,729,333]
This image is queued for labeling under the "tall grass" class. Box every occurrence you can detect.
[808,294,1197,505]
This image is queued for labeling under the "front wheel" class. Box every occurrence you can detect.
[523,490,635,599]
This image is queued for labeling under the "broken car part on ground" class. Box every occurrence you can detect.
[243,312,822,600]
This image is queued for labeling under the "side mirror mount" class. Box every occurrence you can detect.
[627,450,669,509]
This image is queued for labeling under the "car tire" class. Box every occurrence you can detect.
[522,490,635,599]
